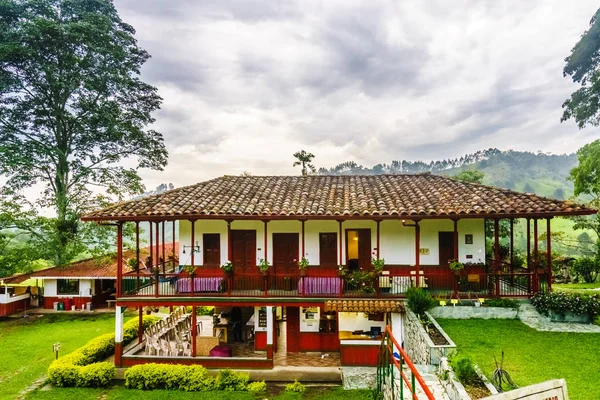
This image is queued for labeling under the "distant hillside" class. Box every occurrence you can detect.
[318,149,577,198]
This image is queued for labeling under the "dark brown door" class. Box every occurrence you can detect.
[319,233,337,266]
[231,230,256,274]
[203,233,220,266]
[273,233,299,275]
[358,229,372,270]
[439,232,455,267]
[286,307,300,353]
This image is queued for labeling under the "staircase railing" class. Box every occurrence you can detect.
[377,326,435,400]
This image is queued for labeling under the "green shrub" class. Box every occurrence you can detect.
[531,291,600,318]
[406,287,436,316]
[572,257,600,283]
[452,356,478,386]
[247,381,267,392]
[285,380,306,393]
[48,315,159,388]
[180,365,215,391]
[186,306,215,316]
[215,368,249,391]
[484,298,520,310]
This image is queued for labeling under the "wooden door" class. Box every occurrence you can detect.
[203,233,220,266]
[319,233,337,267]
[358,229,372,270]
[231,230,256,274]
[439,232,455,267]
[286,307,300,353]
[273,233,299,275]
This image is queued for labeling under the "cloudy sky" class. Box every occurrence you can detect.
[113,0,600,188]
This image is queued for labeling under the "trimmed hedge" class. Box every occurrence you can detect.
[48,315,160,388]
[124,364,251,392]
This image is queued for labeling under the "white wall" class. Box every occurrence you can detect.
[43,279,93,297]
[44,279,57,296]
[178,218,486,267]
[338,312,387,332]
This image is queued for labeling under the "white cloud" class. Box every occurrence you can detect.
[113,0,600,189]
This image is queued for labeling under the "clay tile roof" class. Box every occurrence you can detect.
[324,299,405,313]
[81,175,596,221]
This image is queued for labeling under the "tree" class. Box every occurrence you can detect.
[0,0,168,265]
[293,150,315,176]
[454,170,484,184]
[568,139,600,255]
[562,9,600,128]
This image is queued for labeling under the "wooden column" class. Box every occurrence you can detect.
[533,218,539,292]
[149,221,153,266]
[453,219,459,260]
[162,221,166,272]
[510,219,514,276]
[547,218,552,292]
[172,220,176,261]
[135,221,140,291]
[114,306,124,367]
[138,306,143,344]
[338,220,343,266]
[190,220,195,296]
[266,305,274,359]
[191,306,197,357]
[415,220,421,288]
[376,220,381,259]
[301,220,305,259]
[526,218,531,293]
[155,221,160,268]
[263,220,268,262]
[117,222,123,297]
[494,219,500,297]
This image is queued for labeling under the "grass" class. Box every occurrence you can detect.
[26,385,374,399]
[554,282,600,291]
[0,312,118,399]
[437,319,600,400]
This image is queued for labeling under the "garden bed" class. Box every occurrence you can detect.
[404,309,455,365]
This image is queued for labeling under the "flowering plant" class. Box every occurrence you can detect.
[258,258,270,273]
[338,264,347,276]
[298,257,310,270]
[531,292,600,319]
[220,260,233,273]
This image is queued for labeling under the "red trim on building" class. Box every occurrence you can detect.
[340,344,379,366]
[43,296,92,309]
[0,298,29,316]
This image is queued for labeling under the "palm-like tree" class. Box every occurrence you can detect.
[293,150,316,175]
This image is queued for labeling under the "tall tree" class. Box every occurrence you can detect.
[0,0,168,265]
[569,139,600,255]
[562,8,600,127]
[293,150,315,176]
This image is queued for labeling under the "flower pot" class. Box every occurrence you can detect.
[299,269,307,276]
[260,270,268,276]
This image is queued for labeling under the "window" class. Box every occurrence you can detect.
[203,233,220,266]
[319,233,337,266]
[57,279,79,295]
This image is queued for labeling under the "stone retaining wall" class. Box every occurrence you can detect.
[429,306,518,320]
[404,309,456,366]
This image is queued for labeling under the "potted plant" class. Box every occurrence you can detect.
[221,260,233,275]
[258,258,270,275]
[127,258,139,271]
[298,257,309,276]
[372,254,385,275]
[184,264,197,276]
[448,259,464,275]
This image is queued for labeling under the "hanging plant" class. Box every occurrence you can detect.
[258,258,270,274]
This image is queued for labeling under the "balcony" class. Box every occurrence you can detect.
[120,266,543,300]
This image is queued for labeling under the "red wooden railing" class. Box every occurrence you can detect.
[377,326,435,400]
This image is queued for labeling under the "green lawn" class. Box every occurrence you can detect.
[437,319,600,400]
[26,385,373,399]
[0,312,118,399]
[554,282,600,291]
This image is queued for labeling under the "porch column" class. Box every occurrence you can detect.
[301,220,305,259]
[534,218,539,292]
[190,220,195,296]
[227,220,232,261]
[115,306,124,367]
[162,221,166,272]
[415,220,421,288]
[338,220,343,266]
[263,220,269,262]
[547,218,552,292]
[149,221,152,266]
[494,218,500,297]
[138,306,143,344]
[453,219,459,260]
[510,219,514,277]
[191,306,197,357]
[155,221,160,268]
[172,220,176,263]
[266,305,274,359]
[526,218,531,293]
[135,221,140,291]
[376,220,381,259]
[117,222,123,297]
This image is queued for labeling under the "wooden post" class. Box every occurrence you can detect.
[453,219,459,260]
[191,306,197,357]
[263,220,268,297]
[190,220,195,296]
[547,218,552,292]
[526,218,531,293]
[301,220,305,259]
[155,221,160,269]
[135,221,140,291]
[376,220,381,259]
[162,221,166,273]
[138,306,143,344]
[172,220,176,267]
[510,219,514,277]
[534,218,539,292]
[227,220,232,261]
[338,220,343,297]
[494,219,500,297]
[117,222,123,297]
[149,221,153,266]
[415,220,421,288]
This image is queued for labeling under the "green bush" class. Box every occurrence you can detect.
[572,257,600,283]
[186,306,215,316]
[484,298,520,310]
[247,381,267,392]
[285,380,306,393]
[531,292,600,319]
[406,287,436,316]
[48,315,159,388]
[215,368,249,391]
[452,356,478,386]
